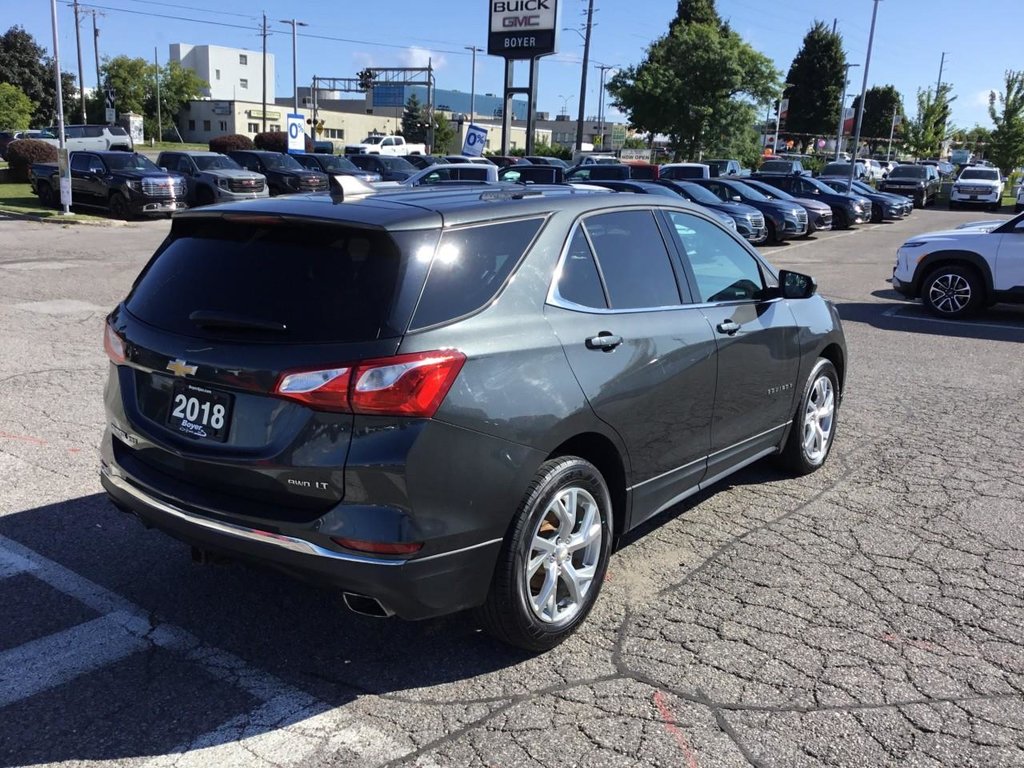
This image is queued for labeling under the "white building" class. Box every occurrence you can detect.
[170,44,275,103]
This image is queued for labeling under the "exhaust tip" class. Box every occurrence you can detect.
[343,591,393,618]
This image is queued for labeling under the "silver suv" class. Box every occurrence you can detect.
[156,151,268,206]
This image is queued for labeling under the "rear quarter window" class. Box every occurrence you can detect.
[410,218,543,330]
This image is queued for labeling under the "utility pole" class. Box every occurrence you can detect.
[936,52,948,97]
[72,0,86,123]
[280,19,308,116]
[49,0,70,215]
[835,63,860,160]
[886,109,898,160]
[574,0,595,154]
[596,63,614,151]
[154,47,161,142]
[848,0,881,192]
[464,45,481,122]
[89,9,102,112]
[261,12,268,133]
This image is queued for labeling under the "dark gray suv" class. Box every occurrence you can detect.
[100,186,847,651]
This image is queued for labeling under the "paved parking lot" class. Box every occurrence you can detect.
[1,208,1022,767]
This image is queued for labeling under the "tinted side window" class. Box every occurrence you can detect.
[410,218,543,330]
[71,153,92,171]
[556,228,607,309]
[667,212,765,303]
[584,211,680,309]
[83,126,104,138]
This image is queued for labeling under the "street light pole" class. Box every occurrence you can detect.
[280,19,308,116]
[464,45,481,122]
[835,63,860,160]
[595,64,614,151]
[772,84,791,152]
[848,0,881,192]
[886,108,897,161]
[49,0,70,215]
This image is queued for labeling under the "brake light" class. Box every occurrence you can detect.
[104,321,126,364]
[351,351,465,417]
[273,350,465,417]
[330,536,423,555]
[274,367,351,412]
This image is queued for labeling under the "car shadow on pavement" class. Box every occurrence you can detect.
[0,492,532,766]
[837,295,1024,343]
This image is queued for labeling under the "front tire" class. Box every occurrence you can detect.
[109,193,131,221]
[477,457,613,652]
[779,358,839,475]
[921,264,984,318]
[37,183,56,209]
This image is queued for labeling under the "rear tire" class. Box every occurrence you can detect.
[921,264,984,318]
[779,358,839,476]
[476,457,613,652]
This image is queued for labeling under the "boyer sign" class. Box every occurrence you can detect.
[488,0,559,59]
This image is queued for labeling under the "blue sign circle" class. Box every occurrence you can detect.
[288,121,301,138]
[467,131,480,146]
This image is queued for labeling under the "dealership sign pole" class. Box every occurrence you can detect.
[488,0,559,156]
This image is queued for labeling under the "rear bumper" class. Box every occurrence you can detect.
[101,463,501,620]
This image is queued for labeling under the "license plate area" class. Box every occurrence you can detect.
[166,381,233,441]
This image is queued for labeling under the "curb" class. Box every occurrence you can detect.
[0,208,128,227]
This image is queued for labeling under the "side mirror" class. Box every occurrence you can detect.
[731,195,742,202]
[779,269,817,300]
[160,166,168,172]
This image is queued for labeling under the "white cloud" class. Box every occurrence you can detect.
[401,47,446,70]
[352,51,377,69]
[975,89,994,107]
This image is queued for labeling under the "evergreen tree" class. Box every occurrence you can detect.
[782,21,846,149]
[851,85,904,152]
[401,94,428,143]
[902,84,956,158]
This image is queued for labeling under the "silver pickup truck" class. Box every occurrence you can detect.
[156,150,269,206]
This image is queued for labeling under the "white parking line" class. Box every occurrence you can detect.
[883,306,1024,333]
[0,610,149,708]
[0,534,408,766]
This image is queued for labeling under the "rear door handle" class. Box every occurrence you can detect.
[716,320,741,335]
[585,332,623,351]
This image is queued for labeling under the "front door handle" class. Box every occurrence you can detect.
[716,320,741,335]
[585,332,622,351]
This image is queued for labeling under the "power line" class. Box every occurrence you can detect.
[106,0,256,19]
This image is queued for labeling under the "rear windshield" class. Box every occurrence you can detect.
[759,161,793,172]
[125,219,436,343]
[380,156,416,171]
[889,165,926,178]
[674,182,721,204]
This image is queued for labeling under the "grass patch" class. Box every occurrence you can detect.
[139,141,210,153]
[0,182,112,223]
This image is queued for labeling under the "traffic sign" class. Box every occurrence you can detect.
[461,123,488,157]
[104,107,116,124]
[286,113,305,154]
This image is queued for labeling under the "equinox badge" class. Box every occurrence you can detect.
[166,359,198,377]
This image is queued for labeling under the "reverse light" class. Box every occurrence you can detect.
[104,320,126,364]
[275,367,351,412]
[330,536,423,556]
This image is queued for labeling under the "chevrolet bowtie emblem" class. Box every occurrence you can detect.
[166,359,198,377]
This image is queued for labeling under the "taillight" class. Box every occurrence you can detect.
[274,367,351,412]
[104,321,126,364]
[273,350,465,418]
[351,351,466,417]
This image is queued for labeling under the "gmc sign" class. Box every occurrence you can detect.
[488,0,558,59]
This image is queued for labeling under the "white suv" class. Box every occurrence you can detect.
[949,166,1003,211]
[1016,178,1023,213]
[891,213,1024,317]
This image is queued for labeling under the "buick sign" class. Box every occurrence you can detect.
[488,0,559,59]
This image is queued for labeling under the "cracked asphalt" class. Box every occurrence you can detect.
[0,206,1022,767]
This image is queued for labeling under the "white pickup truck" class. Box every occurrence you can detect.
[344,135,426,156]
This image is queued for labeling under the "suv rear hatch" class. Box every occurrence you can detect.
[107,213,439,524]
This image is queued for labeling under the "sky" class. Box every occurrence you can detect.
[8,0,1020,131]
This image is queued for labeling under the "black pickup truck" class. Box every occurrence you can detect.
[30,151,188,219]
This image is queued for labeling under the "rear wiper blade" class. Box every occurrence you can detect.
[188,310,288,332]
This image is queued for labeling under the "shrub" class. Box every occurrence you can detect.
[253,131,313,153]
[209,133,254,153]
[5,139,58,182]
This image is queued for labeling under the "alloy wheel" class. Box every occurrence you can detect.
[802,375,835,463]
[927,273,971,314]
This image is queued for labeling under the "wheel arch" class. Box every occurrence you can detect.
[546,432,628,542]
[914,250,994,296]
[818,343,845,402]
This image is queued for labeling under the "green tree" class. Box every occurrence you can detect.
[0,82,35,128]
[669,0,721,30]
[850,85,904,151]
[0,25,78,125]
[902,84,956,158]
[431,111,455,154]
[100,56,205,138]
[401,94,428,143]
[608,2,779,160]
[987,70,1024,175]
[101,55,151,116]
[782,21,846,149]
[145,60,207,139]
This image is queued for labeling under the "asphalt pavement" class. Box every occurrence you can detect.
[1,206,1022,767]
